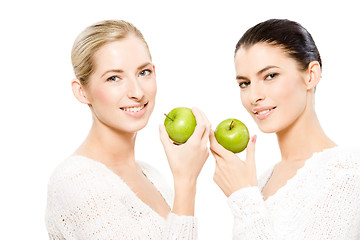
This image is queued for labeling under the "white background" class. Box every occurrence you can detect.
[1,0,359,239]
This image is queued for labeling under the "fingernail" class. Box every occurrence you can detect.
[251,135,257,143]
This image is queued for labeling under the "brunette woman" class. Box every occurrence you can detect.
[210,19,360,239]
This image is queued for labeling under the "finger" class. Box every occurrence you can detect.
[198,108,211,130]
[210,149,221,162]
[209,130,222,154]
[198,110,211,144]
[245,135,257,164]
[159,124,172,149]
[187,107,206,140]
[202,110,212,137]
[201,125,211,145]
[210,130,241,161]
[209,130,228,158]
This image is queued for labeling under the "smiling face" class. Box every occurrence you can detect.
[235,43,310,133]
[79,35,157,133]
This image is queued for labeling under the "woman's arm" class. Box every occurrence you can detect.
[164,213,198,239]
[209,138,360,239]
[159,107,211,217]
[209,132,277,239]
[227,187,276,239]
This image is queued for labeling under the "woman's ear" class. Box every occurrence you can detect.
[71,79,90,104]
[305,61,321,90]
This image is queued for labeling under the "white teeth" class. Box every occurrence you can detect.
[122,105,145,112]
[257,109,270,115]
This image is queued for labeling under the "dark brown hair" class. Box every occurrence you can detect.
[235,19,322,71]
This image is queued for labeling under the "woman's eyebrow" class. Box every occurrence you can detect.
[137,62,152,70]
[100,62,152,78]
[101,69,124,78]
[257,65,279,76]
[236,75,249,81]
[236,66,279,81]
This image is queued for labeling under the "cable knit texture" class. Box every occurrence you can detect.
[228,146,360,240]
[45,155,197,239]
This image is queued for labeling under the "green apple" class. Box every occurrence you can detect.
[214,118,249,153]
[164,107,197,144]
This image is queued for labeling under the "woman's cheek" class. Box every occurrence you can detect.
[272,77,294,99]
[147,78,157,99]
[240,92,251,113]
[97,86,118,104]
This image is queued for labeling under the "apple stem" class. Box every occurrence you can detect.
[230,120,234,130]
[164,113,174,121]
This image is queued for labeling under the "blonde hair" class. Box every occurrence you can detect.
[71,20,151,86]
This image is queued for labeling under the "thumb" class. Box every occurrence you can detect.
[245,135,257,164]
[159,124,172,149]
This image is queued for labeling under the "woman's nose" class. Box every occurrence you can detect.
[127,77,144,101]
[250,84,265,105]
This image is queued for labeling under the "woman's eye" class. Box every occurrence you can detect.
[107,76,121,82]
[265,73,278,80]
[239,81,250,88]
[139,69,151,77]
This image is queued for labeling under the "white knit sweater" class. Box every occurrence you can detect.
[45,155,197,239]
[228,146,360,239]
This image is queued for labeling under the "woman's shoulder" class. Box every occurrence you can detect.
[47,155,118,199]
[46,155,134,214]
[314,146,360,178]
[317,146,360,168]
[48,155,107,182]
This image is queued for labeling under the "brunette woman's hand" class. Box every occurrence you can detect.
[209,131,258,197]
[159,107,211,215]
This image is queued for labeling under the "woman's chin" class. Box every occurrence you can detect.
[119,107,154,133]
[257,125,278,134]
[123,119,150,133]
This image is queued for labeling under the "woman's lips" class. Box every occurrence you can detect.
[252,106,276,120]
[120,102,148,118]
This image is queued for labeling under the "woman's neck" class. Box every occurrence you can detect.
[75,121,137,168]
[276,108,336,163]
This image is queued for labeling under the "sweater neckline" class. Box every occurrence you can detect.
[71,155,171,220]
[261,146,339,203]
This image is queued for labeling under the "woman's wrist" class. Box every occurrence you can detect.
[174,177,197,201]
[172,178,197,216]
[173,173,198,189]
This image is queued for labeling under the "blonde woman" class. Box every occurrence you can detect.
[45,20,210,239]
[210,19,360,239]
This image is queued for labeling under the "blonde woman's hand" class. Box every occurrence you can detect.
[209,131,258,197]
[159,107,211,183]
[159,107,211,216]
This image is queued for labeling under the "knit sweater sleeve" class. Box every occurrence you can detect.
[164,213,197,239]
[227,148,360,240]
[227,187,276,239]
